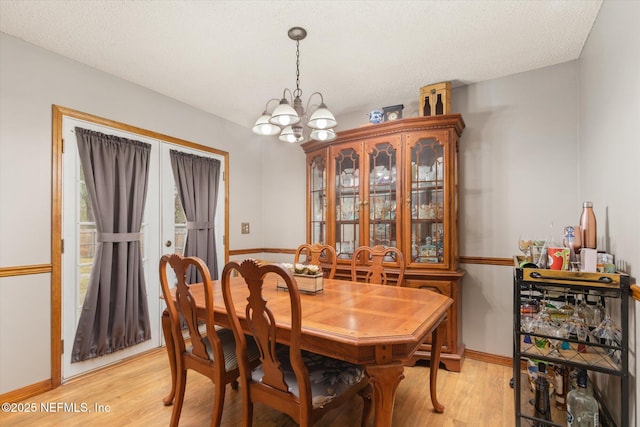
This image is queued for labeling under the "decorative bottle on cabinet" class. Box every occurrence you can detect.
[567,368,599,426]
[580,202,597,249]
[423,96,431,116]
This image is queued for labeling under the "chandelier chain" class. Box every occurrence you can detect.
[294,39,302,98]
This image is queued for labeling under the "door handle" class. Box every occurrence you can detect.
[165,240,172,247]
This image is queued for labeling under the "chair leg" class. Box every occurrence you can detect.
[241,387,253,427]
[210,380,226,427]
[359,383,374,427]
[162,309,177,406]
[170,369,187,427]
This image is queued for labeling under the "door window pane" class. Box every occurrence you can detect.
[173,187,187,255]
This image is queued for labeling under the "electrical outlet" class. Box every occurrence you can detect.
[241,222,250,234]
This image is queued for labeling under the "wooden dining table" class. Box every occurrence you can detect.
[162,275,453,427]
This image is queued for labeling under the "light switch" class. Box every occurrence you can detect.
[241,222,250,234]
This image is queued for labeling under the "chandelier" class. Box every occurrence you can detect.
[252,27,337,143]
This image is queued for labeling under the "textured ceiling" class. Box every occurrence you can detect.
[0,0,602,129]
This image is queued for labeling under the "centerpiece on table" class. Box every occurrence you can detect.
[278,263,324,294]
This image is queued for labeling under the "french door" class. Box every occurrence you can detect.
[61,116,224,380]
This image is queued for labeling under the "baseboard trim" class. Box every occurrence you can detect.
[465,348,512,367]
[0,379,52,403]
[63,347,166,386]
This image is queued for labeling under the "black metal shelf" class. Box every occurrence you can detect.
[513,267,630,427]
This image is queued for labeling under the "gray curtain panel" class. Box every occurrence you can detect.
[71,127,152,363]
[170,150,220,282]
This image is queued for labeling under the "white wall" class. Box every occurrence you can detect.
[0,275,50,392]
[260,139,307,250]
[577,1,640,424]
[0,33,267,393]
[455,61,580,355]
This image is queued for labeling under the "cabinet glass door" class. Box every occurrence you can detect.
[309,153,326,244]
[334,147,360,259]
[409,137,445,264]
[366,140,399,250]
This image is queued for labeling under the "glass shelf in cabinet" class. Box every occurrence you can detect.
[370,217,396,222]
[336,187,360,196]
[412,181,442,189]
[369,184,396,192]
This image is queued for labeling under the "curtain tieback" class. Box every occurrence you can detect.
[186,221,213,230]
[97,232,141,242]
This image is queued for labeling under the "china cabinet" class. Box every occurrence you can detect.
[513,266,629,426]
[301,115,465,370]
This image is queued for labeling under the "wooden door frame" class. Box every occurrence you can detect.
[51,105,229,387]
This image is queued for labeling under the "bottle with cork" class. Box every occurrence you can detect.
[580,202,597,249]
[579,202,598,272]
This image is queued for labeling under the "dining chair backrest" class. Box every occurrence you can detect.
[351,245,405,286]
[159,253,242,427]
[160,253,219,365]
[294,243,337,279]
[221,259,372,427]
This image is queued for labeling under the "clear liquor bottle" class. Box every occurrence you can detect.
[567,369,599,426]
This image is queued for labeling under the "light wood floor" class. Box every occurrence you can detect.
[0,349,515,426]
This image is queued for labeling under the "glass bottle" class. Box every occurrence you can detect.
[534,362,552,425]
[567,369,599,426]
[423,96,431,116]
[555,364,570,411]
[580,202,597,249]
[435,93,444,115]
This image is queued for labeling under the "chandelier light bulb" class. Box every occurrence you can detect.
[279,116,291,126]
[307,102,337,130]
[252,112,281,136]
[279,126,304,143]
[310,128,336,142]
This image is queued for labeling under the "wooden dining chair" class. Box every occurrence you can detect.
[221,259,373,427]
[351,245,405,286]
[293,243,337,279]
[159,253,259,427]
